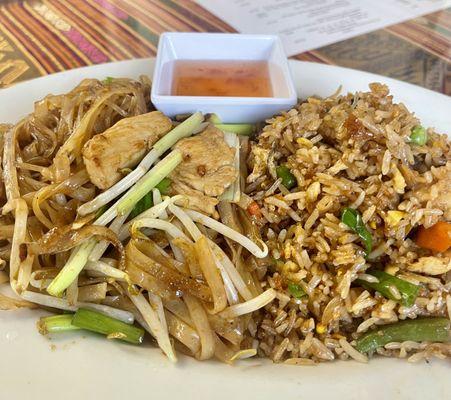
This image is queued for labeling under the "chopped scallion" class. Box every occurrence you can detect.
[356,270,420,307]
[95,204,107,218]
[341,207,372,254]
[155,177,171,195]
[356,317,450,354]
[37,314,80,335]
[287,282,306,299]
[72,308,144,345]
[207,114,222,124]
[116,149,182,215]
[128,192,153,220]
[214,123,254,136]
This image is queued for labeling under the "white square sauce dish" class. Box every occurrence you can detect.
[151,32,297,123]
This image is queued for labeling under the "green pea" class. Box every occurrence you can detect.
[409,125,427,145]
[276,165,296,190]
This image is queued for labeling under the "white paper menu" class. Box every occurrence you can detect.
[196,0,451,56]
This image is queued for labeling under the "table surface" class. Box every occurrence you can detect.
[0,0,449,94]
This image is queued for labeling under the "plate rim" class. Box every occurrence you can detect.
[0,57,450,400]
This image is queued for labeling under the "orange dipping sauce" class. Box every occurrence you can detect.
[170,60,273,97]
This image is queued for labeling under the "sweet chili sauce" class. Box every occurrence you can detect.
[170,60,273,97]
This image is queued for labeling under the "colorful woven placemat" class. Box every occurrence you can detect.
[0,0,449,94]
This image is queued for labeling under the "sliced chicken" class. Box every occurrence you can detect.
[172,181,219,216]
[408,256,451,275]
[247,146,270,183]
[170,126,237,211]
[408,165,451,220]
[83,111,172,189]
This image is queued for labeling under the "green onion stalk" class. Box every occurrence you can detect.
[127,177,172,220]
[37,314,80,334]
[214,123,254,136]
[357,270,420,307]
[38,309,145,345]
[72,308,144,344]
[356,317,450,354]
[287,282,306,299]
[341,207,372,255]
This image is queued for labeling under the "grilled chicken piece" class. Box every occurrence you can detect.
[408,256,451,275]
[171,125,238,214]
[408,165,451,220]
[171,125,237,197]
[83,112,172,189]
[171,181,219,216]
[169,125,237,215]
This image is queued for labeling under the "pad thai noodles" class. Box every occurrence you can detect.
[0,77,450,364]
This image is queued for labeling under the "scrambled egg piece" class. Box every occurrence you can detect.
[391,163,406,194]
[385,211,406,227]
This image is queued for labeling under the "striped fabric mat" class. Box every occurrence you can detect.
[0,0,450,94]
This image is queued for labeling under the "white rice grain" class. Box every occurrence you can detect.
[301,250,312,269]
[299,332,313,356]
[264,196,290,209]
[275,322,290,334]
[381,150,391,175]
[339,338,368,363]
[312,338,335,361]
[367,239,394,260]
[408,351,426,363]
[308,275,322,291]
[350,191,365,209]
[265,178,283,197]
[284,192,305,201]
[304,209,319,230]
[274,309,288,326]
[278,229,287,242]
[273,338,290,362]
[338,270,352,299]
[287,208,302,222]
[310,134,323,144]
[306,181,321,203]
[362,205,376,223]
[384,342,402,350]
[260,207,274,223]
[275,292,291,309]
[352,298,378,314]
[357,317,378,333]
[388,285,402,300]
[248,318,257,337]
[357,273,380,283]
[285,308,298,335]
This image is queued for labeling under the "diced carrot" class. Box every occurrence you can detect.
[415,221,451,252]
[247,201,262,218]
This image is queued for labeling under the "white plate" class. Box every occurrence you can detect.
[0,59,450,400]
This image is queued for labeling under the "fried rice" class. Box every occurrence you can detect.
[245,83,451,363]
